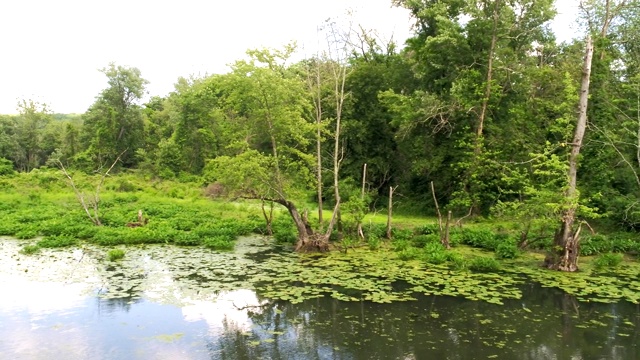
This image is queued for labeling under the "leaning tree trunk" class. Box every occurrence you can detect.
[275,199,328,252]
[545,36,594,272]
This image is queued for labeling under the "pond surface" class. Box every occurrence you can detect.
[1,237,639,359]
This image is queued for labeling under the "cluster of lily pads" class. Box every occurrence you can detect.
[4,235,640,306]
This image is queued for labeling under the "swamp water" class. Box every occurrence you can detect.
[0,237,639,360]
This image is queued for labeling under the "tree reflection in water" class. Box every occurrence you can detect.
[208,284,639,360]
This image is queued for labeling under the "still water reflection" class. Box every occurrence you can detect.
[0,238,638,359]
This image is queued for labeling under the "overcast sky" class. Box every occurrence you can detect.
[0,0,581,115]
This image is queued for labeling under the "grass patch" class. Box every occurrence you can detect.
[106,248,126,261]
[20,244,40,255]
[469,256,501,272]
[593,252,624,270]
[37,235,77,248]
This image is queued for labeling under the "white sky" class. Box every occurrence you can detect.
[0,0,581,115]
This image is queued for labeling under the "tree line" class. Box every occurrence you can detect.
[1,0,639,270]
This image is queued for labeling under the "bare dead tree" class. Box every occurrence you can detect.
[53,150,126,226]
[545,36,594,272]
[386,186,399,239]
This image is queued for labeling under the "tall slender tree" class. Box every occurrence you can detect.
[81,63,148,168]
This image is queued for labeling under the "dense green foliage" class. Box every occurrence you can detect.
[2,0,640,260]
[106,248,126,261]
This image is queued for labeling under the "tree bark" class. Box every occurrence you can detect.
[475,0,501,153]
[386,186,397,239]
[261,199,274,236]
[314,61,324,228]
[268,199,328,252]
[356,163,367,240]
[545,36,594,272]
[442,210,452,250]
[431,181,443,234]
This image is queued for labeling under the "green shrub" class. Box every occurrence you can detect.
[0,217,21,235]
[123,227,168,245]
[27,192,41,203]
[495,242,519,259]
[423,242,446,263]
[112,194,139,204]
[271,217,297,244]
[469,257,501,272]
[37,235,77,248]
[15,228,39,239]
[392,239,410,252]
[445,252,468,270]
[412,234,440,248]
[20,244,40,255]
[75,226,98,239]
[425,251,448,264]
[580,234,612,256]
[364,223,387,239]
[115,179,137,192]
[203,235,234,250]
[174,231,201,246]
[106,249,125,261]
[0,179,15,191]
[0,158,15,176]
[397,247,421,261]
[460,228,498,250]
[391,228,414,241]
[593,253,623,269]
[92,228,127,245]
[367,234,381,250]
[609,233,638,253]
[416,223,440,235]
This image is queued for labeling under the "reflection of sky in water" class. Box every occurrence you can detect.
[182,289,265,336]
[0,239,275,359]
[2,238,639,360]
[0,276,216,359]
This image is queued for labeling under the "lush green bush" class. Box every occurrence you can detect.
[0,216,22,236]
[593,252,623,269]
[203,235,234,250]
[15,228,39,239]
[367,234,381,250]
[495,242,520,259]
[0,158,15,176]
[445,252,468,270]
[397,247,421,261]
[580,234,612,256]
[123,227,168,244]
[416,223,440,235]
[412,234,440,248]
[423,242,447,264]
[469,256,501,272]
[392,239,410,252]
[20,244,40,255]
[37,235,77,248]
[609,233,639,253]
[271,217,297,244]
[391,228,414,241]
[173,231,201,246]
[459,228,498,250]
[364,223,387,240]
[106,248,126,261]
[115,179,138,192]
[92,228,127,246]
